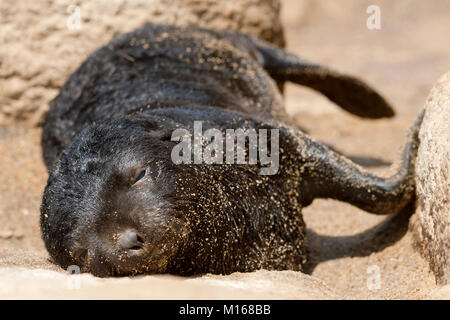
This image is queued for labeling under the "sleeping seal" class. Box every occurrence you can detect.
[40,24,421,277]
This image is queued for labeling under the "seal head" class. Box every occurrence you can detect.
[41,117,192,276]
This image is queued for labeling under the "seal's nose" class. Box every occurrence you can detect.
[118,230,144,250]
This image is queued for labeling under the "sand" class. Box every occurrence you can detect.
[1,0,449,299]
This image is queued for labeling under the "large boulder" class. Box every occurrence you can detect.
[0,0,284,126]
[411,71,450,284]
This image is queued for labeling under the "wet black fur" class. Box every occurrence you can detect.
[41,24,421,277]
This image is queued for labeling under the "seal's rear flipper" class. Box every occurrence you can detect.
[250,37,394,119]
[293,110,424,213]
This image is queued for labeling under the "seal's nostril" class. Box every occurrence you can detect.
[118,230,144,250]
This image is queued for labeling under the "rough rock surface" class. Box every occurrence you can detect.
[411,71,450,284]
[428,284,450,299]
[0,268,338,299]
[0,0,284,126]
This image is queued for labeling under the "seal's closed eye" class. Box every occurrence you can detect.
[132,168,148,186]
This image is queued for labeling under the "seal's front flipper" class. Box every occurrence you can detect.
[250,37,394,119]
[294,110,424,214]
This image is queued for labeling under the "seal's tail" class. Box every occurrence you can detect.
[299,110,424,214]
[249,37,394,119]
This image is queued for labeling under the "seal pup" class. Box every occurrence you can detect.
[41,24,420,277]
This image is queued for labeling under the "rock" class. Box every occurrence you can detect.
[410,71,450,284]
[0,0,285,126]
[0,268,339,299]
[428,284,450,299]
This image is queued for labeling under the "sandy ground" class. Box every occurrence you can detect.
[1,0,450,299]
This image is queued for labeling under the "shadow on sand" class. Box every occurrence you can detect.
[303,199,415,274]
